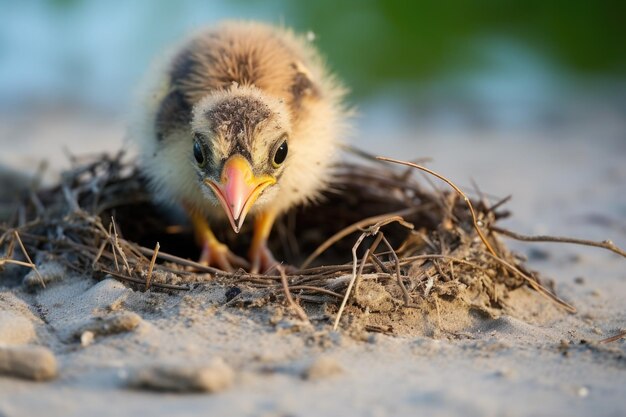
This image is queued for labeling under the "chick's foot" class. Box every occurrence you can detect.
[249,243,280,274]
[199,239,249,272]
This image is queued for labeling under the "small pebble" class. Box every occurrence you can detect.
[574,276,585,285]
[224,286,242,302]
[128,358,234,393]
[80,331,95,347]
[0,311,36,345]
[22,261,65,289]
[72,312,142,340]
[302,356,343,380]
[0,345,58,381]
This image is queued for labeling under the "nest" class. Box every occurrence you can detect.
[4,148,610,334]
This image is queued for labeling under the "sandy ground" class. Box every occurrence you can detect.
[0,108,625,416]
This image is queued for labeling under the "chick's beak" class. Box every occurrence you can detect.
[204,155,275,233]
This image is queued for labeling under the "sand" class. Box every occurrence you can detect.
[0,109,625,416]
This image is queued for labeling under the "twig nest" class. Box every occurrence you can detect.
[128,358,235,393]
[1,149,594,336]
[0,345,58,381]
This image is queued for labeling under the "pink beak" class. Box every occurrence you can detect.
[204,155,275,233]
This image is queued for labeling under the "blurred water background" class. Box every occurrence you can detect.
[0,0,625,242]
[2,1,625,127]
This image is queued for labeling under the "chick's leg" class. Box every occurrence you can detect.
[249,210,278,274]
[187,209,249,272]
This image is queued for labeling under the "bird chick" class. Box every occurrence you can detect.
[131,21,348,272]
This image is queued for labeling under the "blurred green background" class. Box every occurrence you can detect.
[283,0,626,95]
[1,0,625,129]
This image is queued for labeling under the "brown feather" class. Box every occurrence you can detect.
[165,23,318,125]
[134,21,349,226]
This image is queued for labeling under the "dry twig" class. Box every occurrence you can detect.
[300,209,415,269]
[491,226,626,259]
[333,217,413,330]
[277,265,309,323]
[13,231,45,288]
[145,242,160,290]
[598,330,626,344]
[377,156,497,257]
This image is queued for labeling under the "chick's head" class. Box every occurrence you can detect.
[189,87,291,232]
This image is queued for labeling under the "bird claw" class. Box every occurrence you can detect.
[249,244,280,274]
[199,240,250,272]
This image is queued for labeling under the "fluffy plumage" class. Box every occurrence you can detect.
[130,21,348,271]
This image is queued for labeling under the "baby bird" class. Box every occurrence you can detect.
[131,21,348,272]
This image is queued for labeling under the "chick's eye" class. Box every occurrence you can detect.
[272,140,288,167]
[193,140,205,166]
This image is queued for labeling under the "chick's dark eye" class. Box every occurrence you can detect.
[273,140,288,167]
[193,140,205,165]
